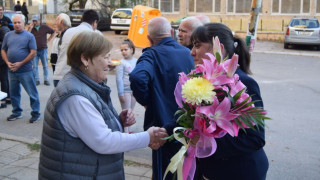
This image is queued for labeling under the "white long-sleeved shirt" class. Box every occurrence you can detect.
[116,57,137,96]
[57,95,150,154]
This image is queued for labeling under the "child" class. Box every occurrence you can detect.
[116,39,137,133]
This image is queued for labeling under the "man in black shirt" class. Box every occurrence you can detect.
[0,5,13,30]
[13,1,22,11]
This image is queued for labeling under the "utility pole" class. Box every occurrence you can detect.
[246,0,262,55]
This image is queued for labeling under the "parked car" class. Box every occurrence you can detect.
[284,17,320,50]
[68,9,111,31]
[110,8,132,34]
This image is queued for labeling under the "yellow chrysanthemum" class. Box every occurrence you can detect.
[181,77,216,105]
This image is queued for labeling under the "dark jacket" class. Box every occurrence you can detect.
[30,24,54,50]
[21,5,29,15]
[130,37,195,180]
[39,68,124,180]
[0,26,10,66]
[197,68,269,180]
[0,16,13,30]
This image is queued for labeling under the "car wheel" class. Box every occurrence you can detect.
[115,30,121,34]
[284,43,289,49]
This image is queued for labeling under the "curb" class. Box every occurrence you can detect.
[253,50,320,58]
[0,132,39,145]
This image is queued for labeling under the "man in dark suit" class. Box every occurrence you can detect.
[130,17,195,180]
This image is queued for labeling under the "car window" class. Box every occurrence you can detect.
[112,10,132,19]
[4,12,16,21]
[290,19,319,28]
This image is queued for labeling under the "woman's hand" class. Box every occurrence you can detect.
[147,127,168,150]
[119,109,136,127]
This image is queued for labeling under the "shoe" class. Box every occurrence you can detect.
[44,81,50,86]
[6,99,11,104]
[0,103,7,108]
[36,81,40,86]
[7,114,23,121]
[29,115,41,123]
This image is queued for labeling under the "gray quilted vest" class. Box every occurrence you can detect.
[39,68,124,180]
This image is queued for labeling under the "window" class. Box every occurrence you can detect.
[153,0,179,13]
[188,0,221,13]
[227,0,252,13]
[272,0,310,14]
[317,1,320,13]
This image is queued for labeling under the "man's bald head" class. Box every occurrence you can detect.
[148,17,172,41]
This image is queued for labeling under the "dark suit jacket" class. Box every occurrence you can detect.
[130,37,195,180]
[197,68,269,180]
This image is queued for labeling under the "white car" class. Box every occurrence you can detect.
[110,8,133,34]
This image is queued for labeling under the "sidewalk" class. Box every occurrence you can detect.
[0,133,152,180]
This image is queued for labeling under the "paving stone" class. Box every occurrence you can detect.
[0,140,20,150]
[28,151,40,158]
[0,177,17,180]
[29,161,39,170]
[124,165,151,178]
[10,156,38,167]
[0,151,20,164]
[125,174,141,180]
[7,143,31,156]
[144,169,152,178]
[0,165,24,177]
[7,167,37,180]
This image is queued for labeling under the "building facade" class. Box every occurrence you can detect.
[147,0,320,31]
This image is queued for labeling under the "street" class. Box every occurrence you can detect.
[0,31,319,179]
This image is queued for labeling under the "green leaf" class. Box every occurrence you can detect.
[232,88,246,104]
[174,109,185,117]
[215,52,221,64]
[162,134,175,141]
[176,113,187,123]
[234,118,246,133]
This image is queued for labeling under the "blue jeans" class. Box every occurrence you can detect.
[33,49,49,81]
[8,71,40,117]
[53,80,59,87]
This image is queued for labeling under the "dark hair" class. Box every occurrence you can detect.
[191,23,251,74]
[82,9,99,25]
[121,39,135,55]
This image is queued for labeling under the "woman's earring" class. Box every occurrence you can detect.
[85,65,88,71]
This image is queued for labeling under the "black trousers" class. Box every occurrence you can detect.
[0,64,10,99]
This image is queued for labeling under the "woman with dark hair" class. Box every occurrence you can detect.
[190,23,269,180]
[21,2,29,24]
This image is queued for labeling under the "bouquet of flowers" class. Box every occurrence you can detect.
[164,37,269,180]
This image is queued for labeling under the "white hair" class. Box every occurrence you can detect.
[58,13,71,27]
[180,17,203,31]
[148,17,171,39]
[13,14,25,23]
[195,14,210,24]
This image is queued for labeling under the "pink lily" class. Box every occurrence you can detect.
[174,81,184,108]
[223,54,239,77]
[197,96,239,137]
[178,72,189,85]
[212,36,223,60]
